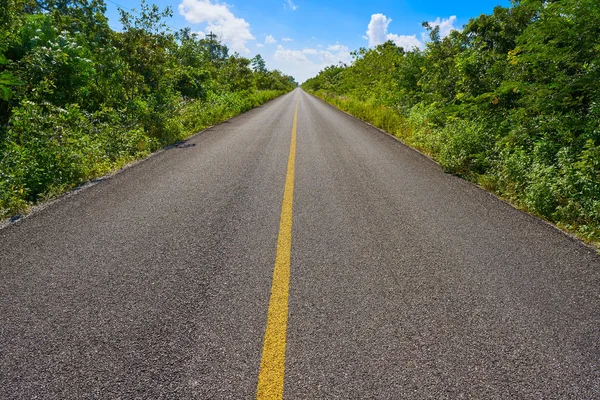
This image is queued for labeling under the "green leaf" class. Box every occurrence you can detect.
[0,71,22,101]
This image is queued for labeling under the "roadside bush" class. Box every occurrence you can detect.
[180,90,285,134]
[0,2,296,219]
[1,101,151,207]
[437,118,491,175]
[302,0,600,245]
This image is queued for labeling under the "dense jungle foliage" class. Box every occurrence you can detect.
[303,0,600,245]
[0,0,296,218]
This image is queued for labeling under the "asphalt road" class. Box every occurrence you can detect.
[1,88,599,399]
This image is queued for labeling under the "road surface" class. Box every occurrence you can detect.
[1,89,599,399]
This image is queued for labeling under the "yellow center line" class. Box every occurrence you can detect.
[256,98,299,400]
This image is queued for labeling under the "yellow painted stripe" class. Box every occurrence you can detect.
[256,98,299,400]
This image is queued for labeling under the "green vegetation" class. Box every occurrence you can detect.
[303,0,600,246]
[0,0,296,218]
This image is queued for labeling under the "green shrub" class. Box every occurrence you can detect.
[437,118,491,175]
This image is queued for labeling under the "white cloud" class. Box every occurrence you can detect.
[256,43,264,48]
[178,0,254,54]
[317,50,343,64]
[327,43,348,52]
[385,33,422,50]
[282,37,294,42]
[274,45,308,62]
[299,45,350,65]
[427,15,457,38]
[366,13,391,47]
[284,0,298,11]
[265,34,277,44]
[271,43,351,83]
[365,13,422,50]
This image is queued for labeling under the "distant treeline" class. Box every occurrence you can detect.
[0,0,296,218]
[303,0,600,245]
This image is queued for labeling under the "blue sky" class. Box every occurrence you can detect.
[105,0,510,83]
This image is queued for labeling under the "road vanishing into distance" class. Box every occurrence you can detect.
[1,88,600,399]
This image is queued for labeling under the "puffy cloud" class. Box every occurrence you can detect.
[298,45,350,65]
[385,33,422,50]
[366,13,391,47]
[427,15,457,38]
[265,34,277,44]
[274,45,308,62]
[282,37,294,42]
[178,0,254,54]
[272,43,351,83]
[365,13,422,50]
[285,0,298,11]
[317,50,344,64]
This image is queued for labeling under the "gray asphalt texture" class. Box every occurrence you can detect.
[1,88,599,399]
